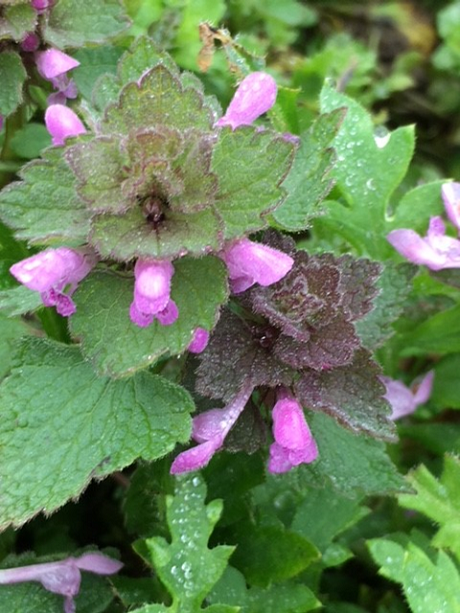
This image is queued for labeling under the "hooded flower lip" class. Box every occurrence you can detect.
[129,259,178,328]
[380,371,434,420]
[35,49,80,81]
[215,72,277,130]
[187,327,210,353]
[45,105,86,146]
[10,247,97,317]
[0,552,122,613]
[221,238,294,293]
[170,381,254,474]
[268,390,318,474]
[387,216,460,270]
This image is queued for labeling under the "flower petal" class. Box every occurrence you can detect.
[442,182,460,232]
[45,104,86,146]
[170,437,223,474]
[35,49,80,80]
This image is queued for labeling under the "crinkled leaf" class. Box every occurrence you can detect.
[196,309,294,402]
[295,348,395,440]
[89,205,222,260]
[209,565,320,613]
[118,37,180,87]
[211,127,295,239]
[356,262,416,349]
[0,2,36,41]
[0,50,26,117]
[399,455,460,562]
[229,521,319,587]
[139,474,235,612]
[368,531,460,613]
[0,338,193,529]
[101,65,215,136]
[44,0,130,48]
[0,147,90,244]
[71,256,228,377]
[273,109,345,230]
[304,412,406,496]
[318,82,415,257]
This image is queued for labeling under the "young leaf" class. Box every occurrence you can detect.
[0,3,36,42]
[0,338,194,529]
[399,455,460,562]
[133,473,236,613]
[368,531,460,613]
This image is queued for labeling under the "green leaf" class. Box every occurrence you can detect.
[291,487,368,553]
[44,0,130,48]
[0,284,42,316]
[209,565,320,613]
[211,127,295,239]
[229,522,319,587]
[318,81,415,257]
[72,46,123,101]
[273,109,345,230]
[368,531,460,613]
[136,473,235,613]
[401,303,460,356]
[0,338,193,528]
[399,456,460,562]
[0,2,36,42]
[0,313,33,380]
[431,354,460,409]
[387,180,445,234]
[0,147,90,244]
[304,412,407,497]
[70,256,228,377]
[0,50,26,117]
[9,123,51,159]
[118,37,180,87]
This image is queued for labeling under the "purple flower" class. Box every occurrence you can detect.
[387,217,460,270]
[10,247,97,317]
[170,381,254,474]
[221,238,294,293]
[35,49,79,81]
[45,105,86,146]
[129,259,178,328]
[0,552,122,613]
[380,371,434,420]
[442,182,460,231]
[268,390,318,474]
[187,327,210,354]
[215,72,277,130]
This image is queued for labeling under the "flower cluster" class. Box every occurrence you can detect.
[388,182,460,270]
[11,70,295,355]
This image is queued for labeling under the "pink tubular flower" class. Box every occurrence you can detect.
[10,247,97,316]
[21,32,40,52]
[129,259,178,328]
[187,327,210,354]
[0,552,122,613]
[45,105,86,146]
[221,238,294,293]
[170,381,254,474]
[35,49,79,81]
[215,72,277,130]
[380,371,434,420]
[31,0,52,10]
[442,182,460,231]
[387,216,460,270]
[268,390,318,474]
